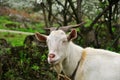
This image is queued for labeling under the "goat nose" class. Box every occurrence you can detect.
[48,54,55,58]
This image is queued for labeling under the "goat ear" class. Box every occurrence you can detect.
[35,32,47,42]
[67,29,77,41]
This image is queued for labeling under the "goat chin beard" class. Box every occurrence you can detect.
[53,62,63,74]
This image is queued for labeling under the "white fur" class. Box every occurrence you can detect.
[75,47,120,80]
[35,30,120,80]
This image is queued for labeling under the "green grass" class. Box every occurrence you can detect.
[0,16,46,46]
[0,32,27,46]
[0,16,45,33]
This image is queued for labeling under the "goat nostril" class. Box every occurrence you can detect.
[49,54,55,58]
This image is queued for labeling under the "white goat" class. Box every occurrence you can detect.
[35,29,120,80]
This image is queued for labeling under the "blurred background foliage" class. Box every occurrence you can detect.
[0,0,120,79]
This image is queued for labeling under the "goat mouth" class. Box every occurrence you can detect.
[49,59,59,65]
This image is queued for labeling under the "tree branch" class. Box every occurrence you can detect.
[89,1,119,29]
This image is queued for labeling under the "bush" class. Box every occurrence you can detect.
[0,42,57,80]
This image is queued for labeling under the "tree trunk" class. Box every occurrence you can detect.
[77,0,83,23]
[41,3,49,28]
[68,0,79,23]
[47,0,53,26]
[63,0,68,26]
[108,0,114,38]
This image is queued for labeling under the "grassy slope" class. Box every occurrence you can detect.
[0,16,45,33]
[0,16,45,46]
[0,32,27,46]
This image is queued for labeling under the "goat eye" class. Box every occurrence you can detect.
[62,40,67,43]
